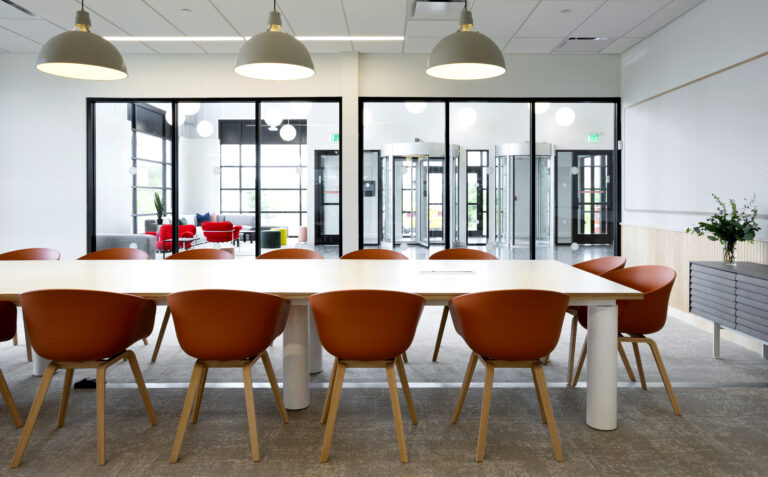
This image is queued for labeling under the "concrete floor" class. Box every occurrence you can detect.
[1,307,767,476]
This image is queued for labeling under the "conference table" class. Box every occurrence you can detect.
[0,258,642,431]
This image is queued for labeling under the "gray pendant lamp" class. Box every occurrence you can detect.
[36,1,127,81]
[426,1,505,80]
[235,0,315,80]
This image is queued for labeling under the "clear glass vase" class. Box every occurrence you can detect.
[723,241,737,266]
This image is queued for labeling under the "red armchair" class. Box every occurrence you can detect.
[145,225,197,252]
[202,221,241,245]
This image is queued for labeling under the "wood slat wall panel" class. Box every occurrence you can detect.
[620,224,768,311]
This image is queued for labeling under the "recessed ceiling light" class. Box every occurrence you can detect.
[560,9,571,14]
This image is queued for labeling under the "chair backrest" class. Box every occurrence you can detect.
[0,301,16,343]
[310,290,424,360]
[165,249,234,260]
[0,248,60,260]
[167,290,290,361]
[78,247,149,260]
[157,224,197,241]
[340,249,408,260]
[573,256,626,276]
[603,265,676,335]
[20,290,155,361]
[429,248,497,260]
[202,221,233,231]
[257,248,324,259]
[450,290,570,361]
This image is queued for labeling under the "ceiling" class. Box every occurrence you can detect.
[0,0,703,55]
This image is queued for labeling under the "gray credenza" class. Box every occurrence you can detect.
[689,261,768,358]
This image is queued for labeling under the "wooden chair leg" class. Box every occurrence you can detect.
[402,351,408,363]
[142,338,148,346]
[647,339,682,416]
[96,366,107,465]
[566,315,578,385]
[618,341,637,382]
[23,319,32,362]
[320,362,345,463]
[57,369,74,428]
[531,366,547,424]
[191,365,208,424]
[125,351,157,425]
[395,355,417,425]
[571,341,587,387]
[0,369,22,428]
[242,363,260,462]
[11,363,57,468]
[475,362,495,462]
[432,306,449,362]
[12,331,17,346]
[321,359,338,425]
[151,308,172,363]
[631,342,646,390]
[542,354,550,365]
[169,362,204,463]
[385,363,408,463]
[453,352,478,424]
[261,351,288,424]
[532,363,564,462]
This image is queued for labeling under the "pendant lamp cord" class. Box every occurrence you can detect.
[274,0,277,11]
[82,0,84,10]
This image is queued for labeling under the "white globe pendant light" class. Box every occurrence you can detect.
[263,107,284,130]
[426,1,505,80]
[555,107,576,127]
[279,123,297,141]
[36,1,127,80]
[235,1,315,80]
[180,102,201,117]
[196,120,214,138]
[404,102,428,114]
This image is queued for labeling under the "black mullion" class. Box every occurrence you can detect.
[86,100,96,253]
[529,102,536,260]
[255,101,261,256]
[443,101,450,249]
[171,102,179,254]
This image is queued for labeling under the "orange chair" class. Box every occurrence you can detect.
[572,265,681,415]
[167,290,290,462]
[77,247,149,260]
[339,248,410,361]
[0,301,22,428]
[0,248,60,361]
[310,290,424,463]
[12,290,157,467]
[151,247,234,362]
[340,249,408,260]
[450,290,570,462]
[559,256,627,382]
[429,248,497,362]
[258,248,323,259]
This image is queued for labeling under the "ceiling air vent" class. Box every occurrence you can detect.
[553,37,613,53]
[413,0,466,20]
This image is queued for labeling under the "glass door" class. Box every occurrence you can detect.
[314,150,340,244]
[466,150,488,244]
[417,158,430,247]
[572,153,612,244]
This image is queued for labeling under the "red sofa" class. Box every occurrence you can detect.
[201,221,242,245]
[145,224,197,252]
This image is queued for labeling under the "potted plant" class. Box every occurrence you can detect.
[686,194,761,266]
[154,192,164,225]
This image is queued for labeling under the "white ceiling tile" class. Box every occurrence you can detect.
[343,0,406,36]
[504,37,562,54]
[0,32,40,51]
[86,0,181,36]
[572,0,669,38]
[0,18,62,43]
[600,37,641,54]
[352,41,403,54]
[470,0,538,38]
[554,37,613,52]
[143,0,238,36]
[305,40,352,53]
[195,40,243,54]
[625,0,703,38]
[0,2,35,19]
[406,20,456,37]
[146,42,206,54]
[113,42,158,54]
[516,1,604,37]
[211,0,287,36]
[278,0,348,36]
[404,36,440,53]
[14,0,128,35]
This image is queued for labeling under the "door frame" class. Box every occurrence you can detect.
[314,149,341,245]
[466,149,488,244]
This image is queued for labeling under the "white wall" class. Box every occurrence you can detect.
[0,51,619,258]
[621,0,768,237]
[95,103,133,235]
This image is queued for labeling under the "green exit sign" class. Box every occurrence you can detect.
[329,133,340,143]
[587,133,600,143]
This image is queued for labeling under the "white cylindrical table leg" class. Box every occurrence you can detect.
[586,304,618,430]
[283,302,310,410]
[32,349,51,377]
[308,308,323,374]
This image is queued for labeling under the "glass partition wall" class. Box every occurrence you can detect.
[89,99,341,259]
[360,99,619,262]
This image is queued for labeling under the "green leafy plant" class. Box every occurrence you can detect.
[153,192,164,221]
[686,194,761,245]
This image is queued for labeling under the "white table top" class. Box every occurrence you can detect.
[0,259,642,304]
